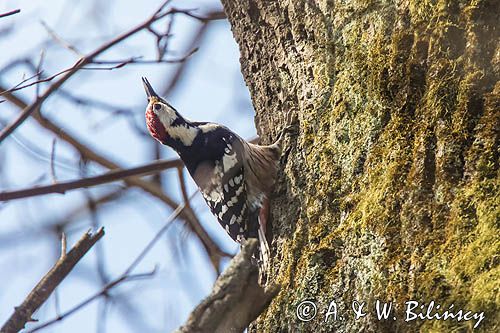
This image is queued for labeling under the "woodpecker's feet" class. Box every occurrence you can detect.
[283,111,299,134]
[273,112,299,150]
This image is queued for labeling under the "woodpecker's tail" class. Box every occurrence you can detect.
[258,224,271,275]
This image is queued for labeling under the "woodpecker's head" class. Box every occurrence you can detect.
[142,77,198,148]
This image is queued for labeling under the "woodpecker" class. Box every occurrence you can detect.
[142,77,289,271]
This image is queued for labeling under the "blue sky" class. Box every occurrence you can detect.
[0,1,255,332]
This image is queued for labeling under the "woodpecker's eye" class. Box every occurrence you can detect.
[153,103,162,111]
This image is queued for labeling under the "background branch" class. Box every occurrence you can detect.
[0,2,201,143]
[0,9,20,19]
[26,194,197,332]
[25,269,155,333]
[0,158,182,201]
[0,228,105,333]
[0,85,227,271]
[0,2,253,331]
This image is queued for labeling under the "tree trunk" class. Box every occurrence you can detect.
[221,0,499,332]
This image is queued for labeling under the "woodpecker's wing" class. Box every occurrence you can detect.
[192,132,259,242]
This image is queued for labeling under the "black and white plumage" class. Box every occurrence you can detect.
[142,77,283,268]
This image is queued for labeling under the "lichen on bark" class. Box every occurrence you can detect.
[221,0,499,332]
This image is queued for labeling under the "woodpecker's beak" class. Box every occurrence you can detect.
[142,77,159,100]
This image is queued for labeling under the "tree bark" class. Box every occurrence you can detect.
[175,240,279,333]
[221,0,499,332]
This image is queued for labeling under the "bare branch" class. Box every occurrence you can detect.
[0,228,105,333]
[0,189,126,250]
[177,167,190,205]
[25,193,200,333]
[1,87,229,271]
[0,9,20,19]
[151,143,164,185]
[40,20,82,56]
[56,89,138,117]
[161,10,227,97]
[163,23,209,96]
[52,189,126,231]
[175,240,280,333]
[122,192,198,276]
[50,138,57,183]
[35,50,45,98]
[0,3,200,143]
[2,48,199,95]
[3,72,42,94]
[89,48,198,67]
[0,51,197,96]
[0,59,140,130]
[180,9,227,22]
[0,158,183,202]
[0,117,79,172]
[25,269,155,333]
[60,233,67,257]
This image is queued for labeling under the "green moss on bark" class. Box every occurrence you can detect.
[222,0,499,331]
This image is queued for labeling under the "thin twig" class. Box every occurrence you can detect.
[89,49,198,66]
[3,72,42,93]
[35,50,45,98]
[53,289,61,319]
[50,138,57,183]
[25,269,155,333]
[155,15,175,60]
[161,10,226,96]
[123,192,198,276]
[0,58,148,138]
[48,189,126,232]
[2,91,228,271]
[26,193,198,333]
[0,2,198,142]
[0,51,197,95]
[0,117,79,172]
[60,233,67,257]
[0,9,20,19]
[0,189,127,250]
[41,20,82,56]
[0,228,105,333]
[151,143,163,186]
[0,74,228,271]
[86,193,109,285]
[0,158,183,201]
[2,84,252,269]
[180,9,227,22]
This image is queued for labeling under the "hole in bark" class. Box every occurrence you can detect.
[248,0,259,21]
